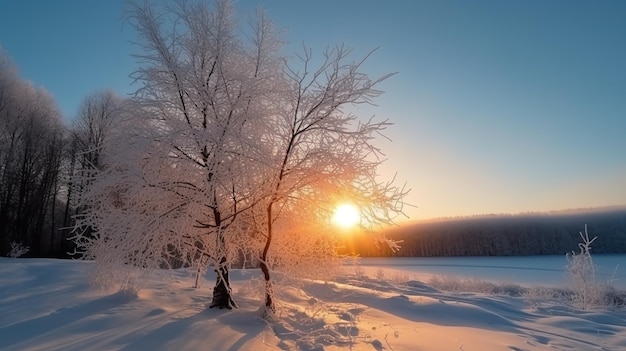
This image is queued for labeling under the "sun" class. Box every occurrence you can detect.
[332,203,361,229]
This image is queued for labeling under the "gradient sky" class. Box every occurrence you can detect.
[1,0,625,222]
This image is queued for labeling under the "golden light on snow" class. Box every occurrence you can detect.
[332,203,360,228]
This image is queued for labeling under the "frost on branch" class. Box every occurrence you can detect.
[70,110,255,294]
[73,0,280,303]
[71,0,409,312]
[254,43,409,313]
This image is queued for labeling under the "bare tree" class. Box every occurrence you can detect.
[61,91,124,255]
[72,91,124,171]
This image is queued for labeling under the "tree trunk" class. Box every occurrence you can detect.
[208,206,237,309]
[260,260,273,310]
[209,257,237,309]
[260,203,275,313]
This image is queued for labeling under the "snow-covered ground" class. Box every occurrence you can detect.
[1,257,624,351]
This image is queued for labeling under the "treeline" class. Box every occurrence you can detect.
[0,49,123,257]
[350,207,626,257]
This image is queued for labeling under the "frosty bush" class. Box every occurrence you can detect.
[7,241,29,258]
[565,225,615,309]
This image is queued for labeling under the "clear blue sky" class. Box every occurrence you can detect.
[1,0,625,221]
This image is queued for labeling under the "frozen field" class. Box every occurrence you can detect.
[0,257,624,351]
[348,254,626,289]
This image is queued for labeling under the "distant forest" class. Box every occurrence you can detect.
[347,207,626,257]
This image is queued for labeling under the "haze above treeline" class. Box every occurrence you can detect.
[348,205,626,257]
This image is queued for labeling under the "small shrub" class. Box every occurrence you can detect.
[565,225,615,309]
[375,268,386,281]
[7,241,29,258]
[354,266,367,280]
[389,271,411,284]
[604,286,626,306]
[523,286,569,301]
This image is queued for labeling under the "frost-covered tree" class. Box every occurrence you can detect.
[73,0,281,308]
[254,45,407,312]
[72,0,407,313]
[0,48,65,256]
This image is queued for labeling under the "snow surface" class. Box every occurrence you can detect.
[1,258,625,351]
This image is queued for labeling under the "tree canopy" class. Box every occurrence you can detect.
[70,0,407,312]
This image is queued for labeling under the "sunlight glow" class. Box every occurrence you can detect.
[332,204,361,228]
